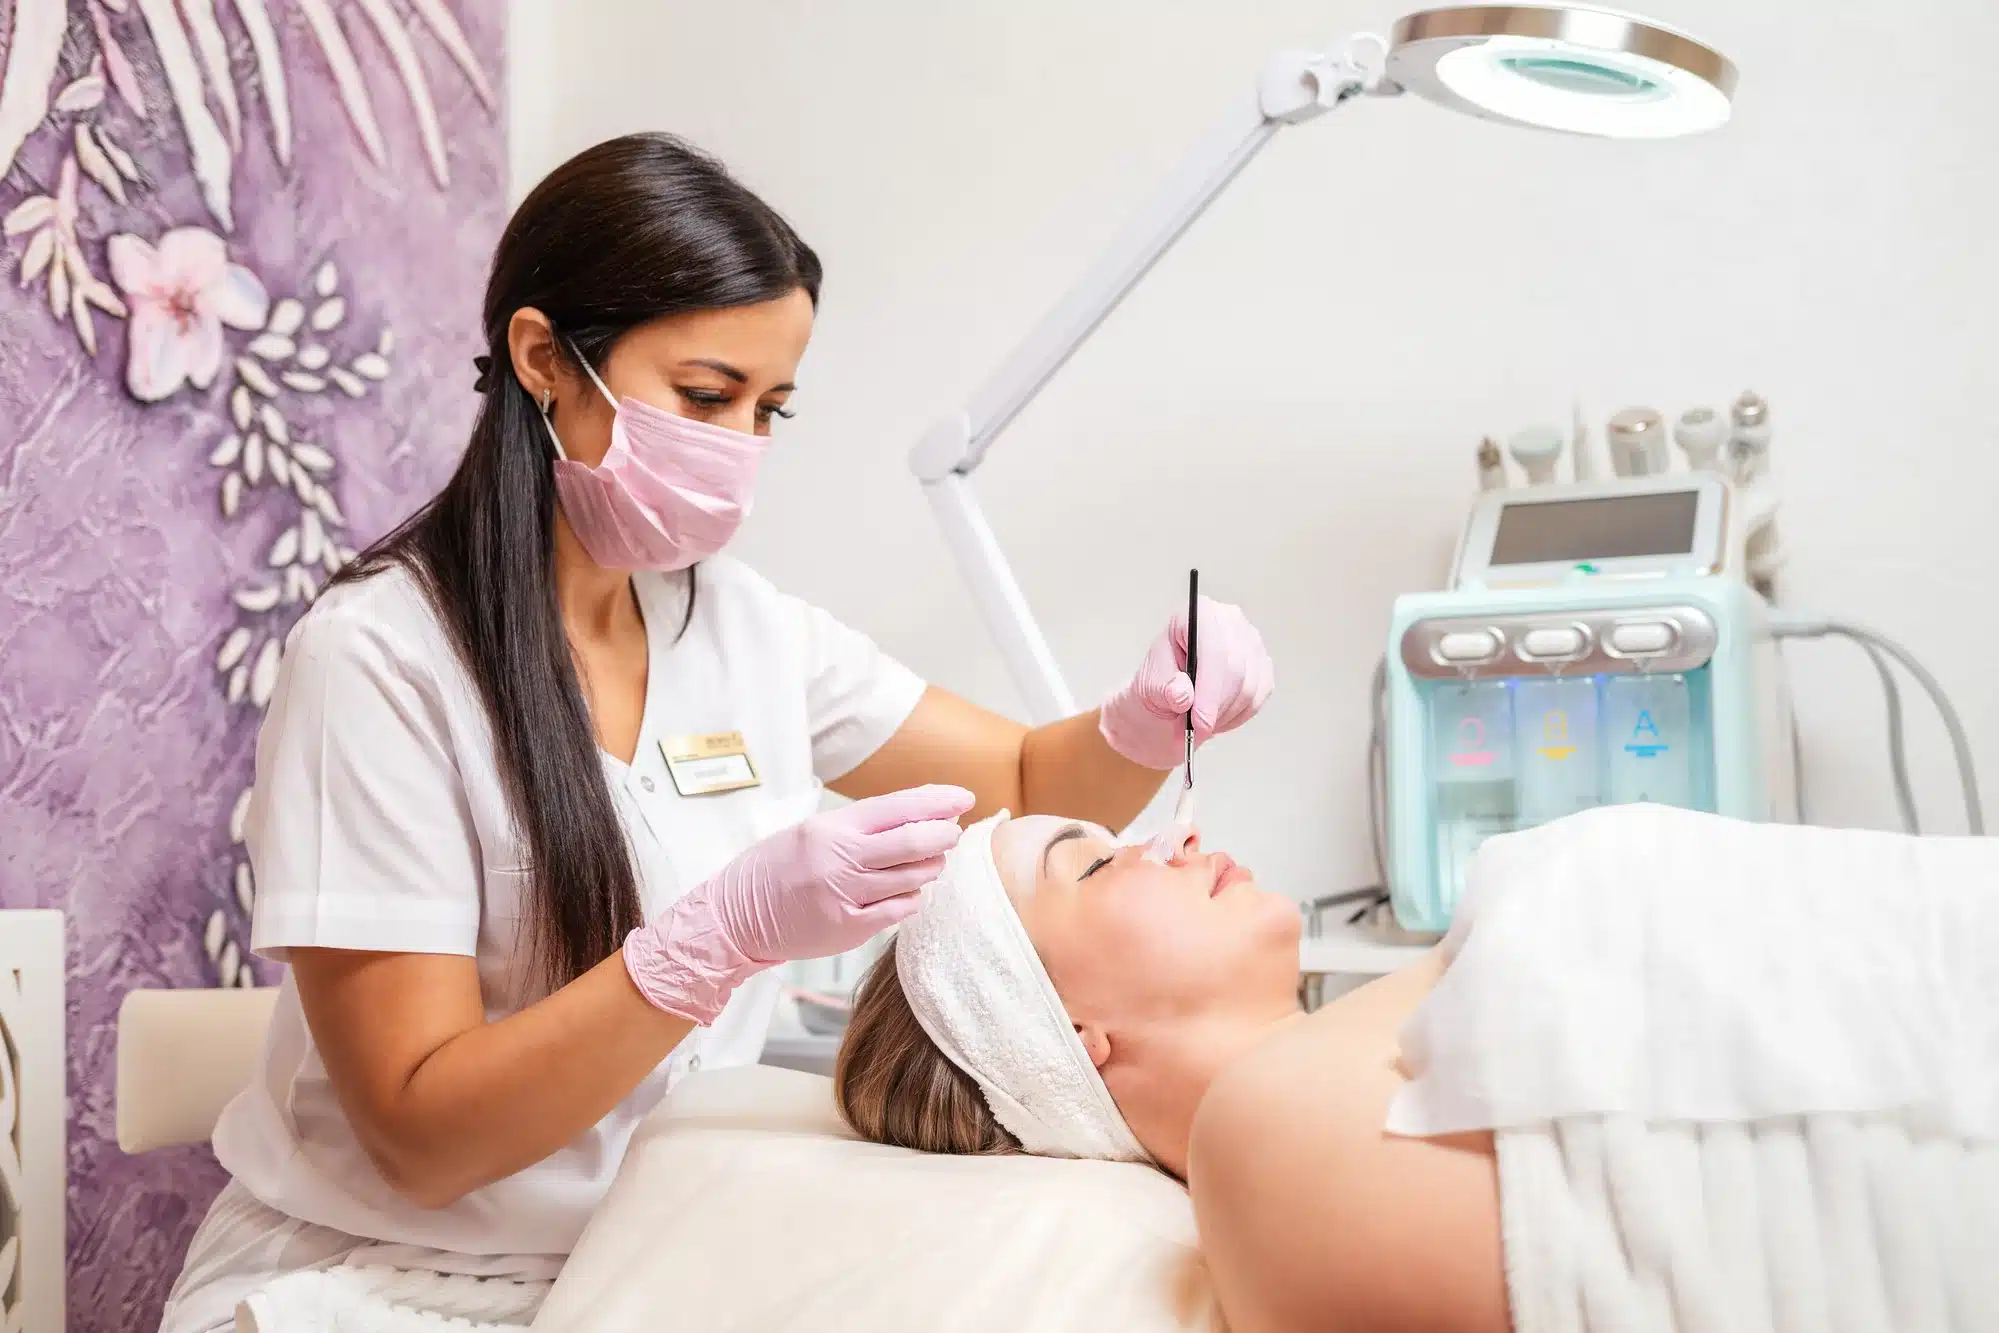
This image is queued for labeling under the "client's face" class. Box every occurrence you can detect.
[991,815,1301,1053]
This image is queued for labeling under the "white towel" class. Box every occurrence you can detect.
[236,1265,548,1332]
[1496,1113,1999,1333]
[895,812,1150,1162]
[1390,803,1999,1139]
[1383,803,1999,1333]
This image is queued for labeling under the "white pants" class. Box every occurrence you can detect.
[160,1181,563,1333]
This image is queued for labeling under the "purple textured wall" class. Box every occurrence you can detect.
[0,4,504,1326]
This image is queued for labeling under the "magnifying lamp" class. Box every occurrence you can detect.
[910,4,1739,724]
[1389,5,1735,137]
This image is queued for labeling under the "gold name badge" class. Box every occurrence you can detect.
[660,732,761,797]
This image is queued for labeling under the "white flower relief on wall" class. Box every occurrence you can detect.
[2,0,490,991]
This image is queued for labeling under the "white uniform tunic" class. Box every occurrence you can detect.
[162,557,923,1330]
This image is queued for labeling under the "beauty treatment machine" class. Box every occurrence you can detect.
[1384,470,1797,932]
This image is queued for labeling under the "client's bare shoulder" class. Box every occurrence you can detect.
[1187,952,1508,1333]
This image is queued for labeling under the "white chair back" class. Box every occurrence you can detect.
[116,987,278,1152]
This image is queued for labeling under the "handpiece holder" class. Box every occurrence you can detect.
[910,39,1387,723]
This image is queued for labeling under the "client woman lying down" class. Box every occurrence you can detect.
[835,807,1999,1333]
[836,814,1500,1333]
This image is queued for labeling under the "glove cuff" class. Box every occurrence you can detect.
[622,890,766,1025]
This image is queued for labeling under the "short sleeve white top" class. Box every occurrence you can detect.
[210,557,925,1258]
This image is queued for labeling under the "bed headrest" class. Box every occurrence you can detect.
[538,1064,1216,1333]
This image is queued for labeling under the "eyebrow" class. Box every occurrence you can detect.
[676,358,798,393]
[1039,824,1088,878]
[677,358,746,383]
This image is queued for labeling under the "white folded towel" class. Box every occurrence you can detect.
[895,812,1150,1163]
[1384,803,1999,1331]
[1390,802,1999,1140]
[237,1265,548,1331]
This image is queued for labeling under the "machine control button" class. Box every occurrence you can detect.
[1436,630,1501,663]
[1610,621,1678,655]
[1519,626,1587,660]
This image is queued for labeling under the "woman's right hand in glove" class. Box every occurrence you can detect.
[621,784,974,1023]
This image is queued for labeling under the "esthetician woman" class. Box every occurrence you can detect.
[160,132,1277,1331]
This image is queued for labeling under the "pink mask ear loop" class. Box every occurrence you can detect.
[542,337,621,464]
[538,401,571,462]
[569,337,621,412]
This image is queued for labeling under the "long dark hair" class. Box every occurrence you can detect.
[331,133,822,989]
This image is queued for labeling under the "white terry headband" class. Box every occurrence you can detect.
[895,812,1151,1163]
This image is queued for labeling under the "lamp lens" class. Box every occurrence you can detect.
[1498,54,1661,100]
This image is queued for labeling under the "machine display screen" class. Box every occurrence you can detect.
[1488,490,1701,565]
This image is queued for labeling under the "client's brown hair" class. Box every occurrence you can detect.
[834,940,1020,1156]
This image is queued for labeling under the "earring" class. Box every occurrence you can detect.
[540,388,552,414]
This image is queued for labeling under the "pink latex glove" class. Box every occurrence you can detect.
[1098,596,1275,771]
[623,784,975,1023]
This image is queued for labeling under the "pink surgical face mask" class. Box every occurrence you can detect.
[539,346,770,571]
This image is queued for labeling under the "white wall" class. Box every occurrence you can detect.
[508,0,1998,903]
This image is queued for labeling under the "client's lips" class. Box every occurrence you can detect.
[1210,854,1249,896]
